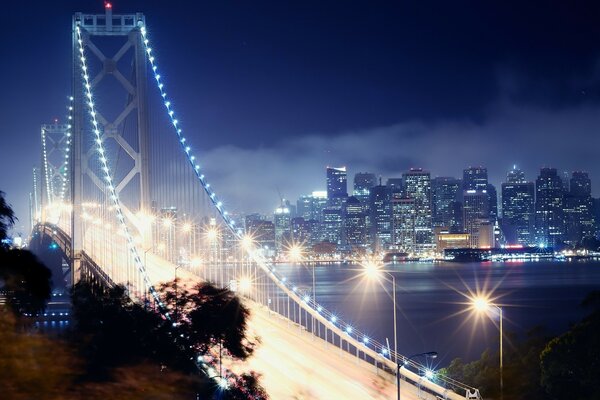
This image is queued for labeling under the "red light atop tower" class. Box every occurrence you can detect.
[105,2,112,9]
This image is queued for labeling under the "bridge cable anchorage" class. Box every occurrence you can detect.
[140,22,481,398]
[74,24,169,319]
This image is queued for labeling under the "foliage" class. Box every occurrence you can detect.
[0,190,15,244]
[158,279,257,360]
[70,280,266,399]
[540,291,600,400]
[0,248,52,315]
[441,328,548,399]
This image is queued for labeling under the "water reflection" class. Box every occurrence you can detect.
[275,260,600,364]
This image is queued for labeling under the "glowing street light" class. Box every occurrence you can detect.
[162,217,173,228]
[206,227,218,241]
[471,296,503,399]
[361,258,398,369]
[181,222,192,233]
[287,243,304,262]
[241,234,254,251]
[238,276,252,293]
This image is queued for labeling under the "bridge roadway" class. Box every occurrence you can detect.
[141,252,444,400]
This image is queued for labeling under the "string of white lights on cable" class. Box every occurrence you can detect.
[75,23,168,317]
[41,127,54,207]
[59,97,74,202]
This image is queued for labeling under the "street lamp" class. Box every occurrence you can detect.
[362,259,398,367]
[398,351,438,400]
[472,296,503,400]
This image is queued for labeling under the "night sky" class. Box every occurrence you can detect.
[2,1,600,233]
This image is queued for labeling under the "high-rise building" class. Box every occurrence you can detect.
[403,168,433,253]
[431,177,461,228]
[463,190,490,248]
[535,168,564,248]
[327,167,348,207]
[343,196,366,247]
[274,206,291,251]
[291,217,309,244]
[463,166,488,191]
[322,207,343,246]
[487,183,498,223]
[353,172,377,204]
[392,196,416,254]
[564,171,594,245]
[296,191,328,222]
[370,184,392,250]
[246,219,276,253]
[501,167,535,245]
[387,178,403,196]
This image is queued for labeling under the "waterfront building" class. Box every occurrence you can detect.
[322,207,343,245]
[431,177,461,228]
[343,196,367,247]
[564,171,595,245]
[535,168,564,248]
[463,190,490,248]
[391,196,416,254]
[370,184,392,250]
[274,206,292,251]
[501,166,535,245]
[434,227,470,254]
[403,168,434,253]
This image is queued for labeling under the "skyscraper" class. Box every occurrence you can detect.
[370,184,392,250]
[535,168,564,248]
[564,171,594,245]
[322,208,343,245]
[463,190,491,248]
[274,205,291,251]
[487,183,498,223]
[343,196,366,247]
[296,191,328,222]
[403,168,433,253]
[431,177,461,228]
[326,167,348,207]
[501,167,535,245]
[353,172,377,204]
[463,166,488,191]
[392,196,416,254]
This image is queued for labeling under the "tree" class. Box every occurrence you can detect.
[0,249,52,315]
[0,190,15,244]
[540,291,600,399]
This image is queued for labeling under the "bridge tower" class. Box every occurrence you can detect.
[71,6,150,283]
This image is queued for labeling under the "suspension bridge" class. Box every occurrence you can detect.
[28,7,481,400]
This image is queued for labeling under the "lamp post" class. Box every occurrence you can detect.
[362,260,398,368]
[473,297,503,400]
[397,351,438,400]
